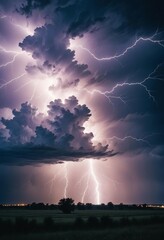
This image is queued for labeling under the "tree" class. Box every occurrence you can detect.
[77,202,85,210]
[107,202,114,210]
[58,198,75,214]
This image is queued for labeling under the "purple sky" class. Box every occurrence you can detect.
[0,0,164,204]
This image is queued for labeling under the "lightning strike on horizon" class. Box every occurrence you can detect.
[79,31,164,61]
[89,159,100,204]
[47,166,65,196]
[75,172,88,188]
[81,173,90,203]
[64,162,69,198]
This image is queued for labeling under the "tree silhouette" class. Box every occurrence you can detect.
[58,198,75,214]
[77,202,85,210]
[107,202,114,210]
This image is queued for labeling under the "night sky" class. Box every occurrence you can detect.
[0,0,164,204]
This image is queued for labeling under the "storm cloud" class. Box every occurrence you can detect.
[0,96,113,165]
[0,0,164,204]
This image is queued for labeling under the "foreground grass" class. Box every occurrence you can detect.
[0,209,164,240]
[0,223,164,240]
[1,209,164,223]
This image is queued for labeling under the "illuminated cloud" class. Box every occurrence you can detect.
[0,97,114,165]
[0,0,164,204]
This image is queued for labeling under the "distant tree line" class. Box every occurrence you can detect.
[0,198,150,213]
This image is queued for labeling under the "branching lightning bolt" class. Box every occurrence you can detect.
[0,46,23,68]
[80,31,164,104]
[87,63,164,103]
[80,31,164,61]
[108,135,152,147]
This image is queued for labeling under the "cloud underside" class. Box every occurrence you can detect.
[0,96,115,165]
[0,147,116,165]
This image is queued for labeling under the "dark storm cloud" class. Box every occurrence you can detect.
[1,0,163,157]
[18,0,164,91]
[0,0,164,205]
[18,0,52,16]
[19,23,91,82]
[17,0,117,86]
[0,147,115,165]
[18,0,164,34]
[106,111,164,157]
[18,0,110,36]
[112,0,164,33]
[0,96,114,165]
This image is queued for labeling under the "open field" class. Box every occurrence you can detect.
[0,223,164,240]
[0,209,164,223]
[0,209,164,240]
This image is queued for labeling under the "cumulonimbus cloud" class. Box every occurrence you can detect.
[0,96,116,165]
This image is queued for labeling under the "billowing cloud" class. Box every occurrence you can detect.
[0,0,164,204]
[19,22,91,81]
[0,96,114,165]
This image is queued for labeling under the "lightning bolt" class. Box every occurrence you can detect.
[79,31,164,103]
[75,160,101,204]
[64,162,69,198]
[79,31,164,61]
[81,173,90,203]
[29,79,40,102]
[87,63,164,103]
[108,135,151,147]
[0,15,6,19]
[0,46,23,68]
[14,79,33,92]
[0,72,26,89]
[46,164,66,197]
[86,88,126,105]
[10,20,33,35]
[89,159,100,204]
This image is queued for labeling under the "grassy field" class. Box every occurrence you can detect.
[0,223,164,240]
[0,208,164,223]
[0,209,164,240]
